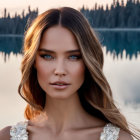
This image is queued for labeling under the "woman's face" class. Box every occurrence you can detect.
[35,25,85,99]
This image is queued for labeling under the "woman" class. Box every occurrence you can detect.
[0,7,139,140]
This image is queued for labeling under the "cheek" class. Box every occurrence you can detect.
[35,58,53,76]
[35,62,52,85]
[35,63,53,93]
[71,62,85,81]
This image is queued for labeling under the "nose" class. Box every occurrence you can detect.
[54,59,67,76]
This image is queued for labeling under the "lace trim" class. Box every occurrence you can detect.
[100,123,120,140]
[10,121,28,140]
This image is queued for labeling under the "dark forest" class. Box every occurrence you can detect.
[0,0,140,34]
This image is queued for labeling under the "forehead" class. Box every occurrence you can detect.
[39,25,80,51]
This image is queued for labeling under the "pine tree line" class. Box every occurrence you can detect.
[0,6,38,34]
[81,0,140,28]
[0,0,140,34]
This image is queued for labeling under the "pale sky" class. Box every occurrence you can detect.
[0,0,127,17]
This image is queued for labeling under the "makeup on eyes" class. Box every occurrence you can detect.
[38,48,81,54]
[38,48,82,61]
[39,53,82,60]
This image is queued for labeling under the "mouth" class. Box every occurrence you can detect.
[50,81,70,89]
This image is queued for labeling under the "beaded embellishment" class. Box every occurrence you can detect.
[100,123,120,140]
[10,121,28,140]
[9,121,119,140]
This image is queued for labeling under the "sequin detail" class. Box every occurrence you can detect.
[10,122,120,140]
[100,123,120,140]
[10,121,28,140]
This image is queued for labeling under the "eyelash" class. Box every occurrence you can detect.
[40,54,81,60]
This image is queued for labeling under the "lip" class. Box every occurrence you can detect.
[50,84,70,89]
[50,81,70,85]
[50,81,70,89]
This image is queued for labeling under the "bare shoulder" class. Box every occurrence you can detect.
[119,129,133,140]
[0,126,11,140]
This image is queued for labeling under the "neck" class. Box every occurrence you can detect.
[38,93,93,134]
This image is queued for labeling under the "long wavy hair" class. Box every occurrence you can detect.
[18,7,140,139]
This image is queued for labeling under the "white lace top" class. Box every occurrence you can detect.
[10,121,120,140]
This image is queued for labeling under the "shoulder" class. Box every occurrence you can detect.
[118,129,133,140]
[0,126,11,140]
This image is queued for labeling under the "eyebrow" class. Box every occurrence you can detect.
[38,48,81,53]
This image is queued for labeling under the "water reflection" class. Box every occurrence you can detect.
[0,36,23,62]
[0,31,140,62]
[98,31,140,60]
[103,46,140,105]
[0,32,140,129]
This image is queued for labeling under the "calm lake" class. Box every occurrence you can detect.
[0,31,140,129]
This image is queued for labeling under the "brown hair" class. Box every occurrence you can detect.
[18,7,140,139]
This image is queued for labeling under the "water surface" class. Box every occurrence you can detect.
[0,31,140,129]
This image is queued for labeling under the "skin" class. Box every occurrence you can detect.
[0,25,133,140]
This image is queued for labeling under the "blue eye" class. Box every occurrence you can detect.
[69,55,81,60]
[40,54,53,60]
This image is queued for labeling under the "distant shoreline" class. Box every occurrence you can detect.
[94,28,140,31]
[0,28,140,37]
[0,34,23,37]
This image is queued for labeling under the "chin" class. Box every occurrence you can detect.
[46,90,77,99]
